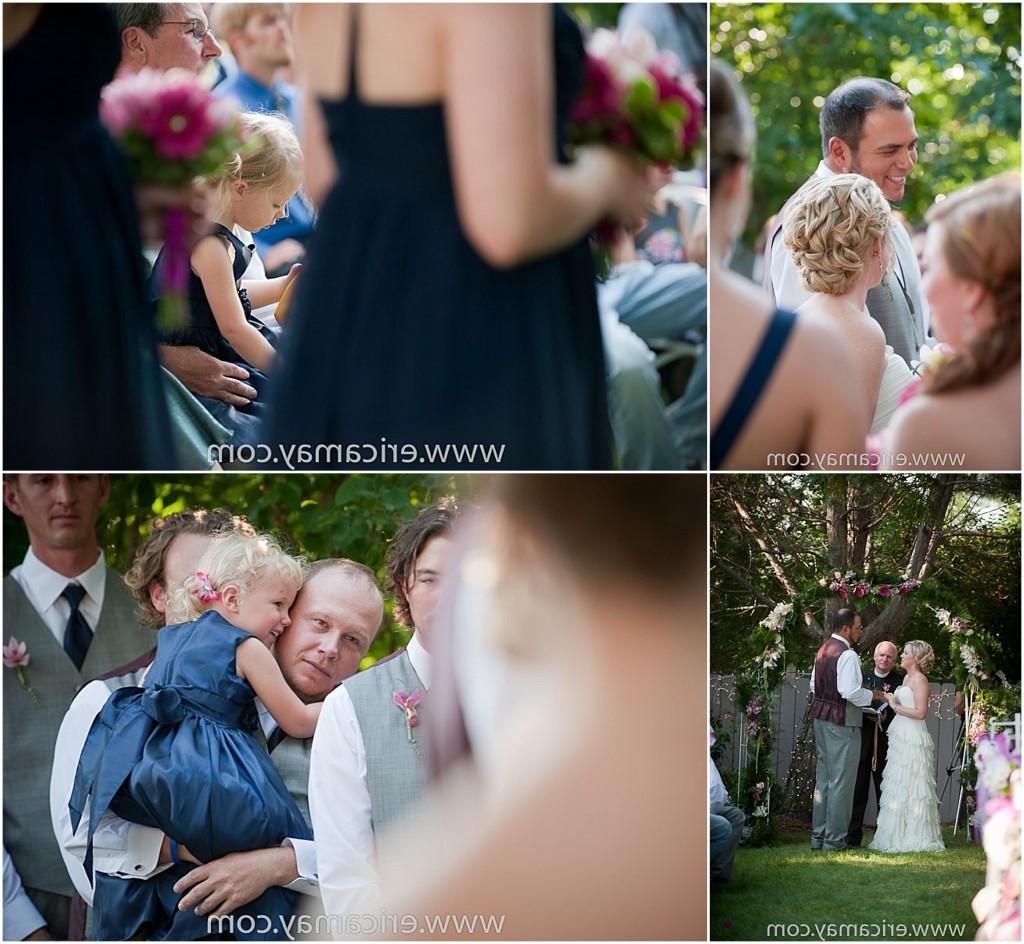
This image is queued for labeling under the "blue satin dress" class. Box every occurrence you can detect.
[71,611,311,940]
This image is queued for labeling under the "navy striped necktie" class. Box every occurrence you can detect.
[61,583,93,671]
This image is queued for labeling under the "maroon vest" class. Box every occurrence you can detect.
[812,636,850,725]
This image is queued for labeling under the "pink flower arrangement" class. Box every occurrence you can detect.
[3,637,37,703]
[393,689,424,750]
[100,69,246,328]
[194,571,220,604]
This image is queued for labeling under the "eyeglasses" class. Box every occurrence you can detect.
[161,18,215,41]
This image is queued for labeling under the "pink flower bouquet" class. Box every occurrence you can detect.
[569,28,704,271]
[100,68,247,328]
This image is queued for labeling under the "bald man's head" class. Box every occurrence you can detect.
[874,640,898,674]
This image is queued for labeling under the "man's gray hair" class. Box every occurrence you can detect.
[820,77,912,157]
[117,4,173,36]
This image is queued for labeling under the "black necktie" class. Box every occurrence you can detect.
[267,726,287,753]
[61,583,93,671]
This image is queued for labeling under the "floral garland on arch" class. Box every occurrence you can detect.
[816,570,922,603]
[734,601,797,846]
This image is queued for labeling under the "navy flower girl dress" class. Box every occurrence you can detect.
[71,611,311,940]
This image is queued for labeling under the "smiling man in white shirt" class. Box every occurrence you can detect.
[3,474,149,941]
[763,77,929,365]
[309,499,460,929]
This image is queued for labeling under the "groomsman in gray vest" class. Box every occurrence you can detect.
[808,609,875,851]
[3,475,149,940]
[310,498,460,923]
[50,514,384,927]
[763,77,928,365]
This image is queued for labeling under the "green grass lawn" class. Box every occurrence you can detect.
[710,826,985,941]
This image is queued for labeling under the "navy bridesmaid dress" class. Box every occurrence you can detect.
[265,6,611,469]
[72,611,311,940]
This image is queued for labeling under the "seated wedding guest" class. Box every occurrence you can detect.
[310,499,459,922]
[884,174,1020,470]
[117,3,221,76]
[763,77,929,366]
[53,519,383,935]
[708,60,865,469]
[212,4,314,275]
[376,477,705,938]
[783,174,914,433]
[3,6,176,468]
[151,112,303,442]
[3,474,149,940]
[709,730,744,881]
[265,5,652,469]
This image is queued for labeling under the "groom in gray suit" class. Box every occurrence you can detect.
[809,609,875,851]
[763,77,928,364]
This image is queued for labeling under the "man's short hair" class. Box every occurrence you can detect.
[385,498,460,628]
[831,608,858,632]
[300,558,385,635]
[124,509,254,629]
[118,4,172,36]
[820,77,912,158]
[211,3,288,49]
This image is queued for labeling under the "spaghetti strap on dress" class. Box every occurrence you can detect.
[710,307,797,468]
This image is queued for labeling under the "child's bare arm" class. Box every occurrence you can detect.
[191,237,276,373]
[235,637,321,738]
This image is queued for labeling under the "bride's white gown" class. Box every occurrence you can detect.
[869,685,945,852]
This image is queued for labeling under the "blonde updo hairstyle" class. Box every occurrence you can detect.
[176,531,305,621]
[903,639,935,674]
[207,112,303,213]
[783,174,894,296]
[923,172,1021,395]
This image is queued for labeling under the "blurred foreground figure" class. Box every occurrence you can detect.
[373,475,706,939]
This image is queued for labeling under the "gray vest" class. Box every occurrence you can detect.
[345,651,427,842]
[271,736,313,828]
[3,572,150,896]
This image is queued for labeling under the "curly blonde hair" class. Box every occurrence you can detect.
[174,531,304,621]
[783,174,894,296]
[903,639,935,674]
[923,173,1021,396]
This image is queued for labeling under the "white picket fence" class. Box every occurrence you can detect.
[711,669,968,825]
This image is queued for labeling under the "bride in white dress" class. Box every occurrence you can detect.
[869,640,945,852]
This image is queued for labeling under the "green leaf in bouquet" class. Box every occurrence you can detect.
[622,75,657,124]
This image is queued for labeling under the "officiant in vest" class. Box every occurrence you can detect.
[847,639,904,847]
[3,474,149,941]
[808,608,875,851]
[309,498,460,924]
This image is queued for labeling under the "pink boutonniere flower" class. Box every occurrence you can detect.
[393,689,424,752]
[3,637,37,704]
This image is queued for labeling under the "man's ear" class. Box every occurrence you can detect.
[2,481,22,518]
[148,580,167,616]
[826,136,853,172]
[121,26,147,63]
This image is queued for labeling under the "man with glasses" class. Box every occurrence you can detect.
[118,4,221,76]
[762,77,929,365]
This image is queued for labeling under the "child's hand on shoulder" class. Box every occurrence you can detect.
[284,263,303,287]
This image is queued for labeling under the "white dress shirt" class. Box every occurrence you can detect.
[708,756,731,813]
[10,547,106,645]
[50,677,318,905]
[4,846,46,940]
[769,161,931,335]
[809,634,874,707]
[309,633,432,924]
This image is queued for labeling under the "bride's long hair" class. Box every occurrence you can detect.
[923,173,1021,395]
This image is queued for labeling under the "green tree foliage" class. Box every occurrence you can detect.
[3,475,467,662]
[711,3,1022,238]
[711,473,1021,682]
[566,3,624,32]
